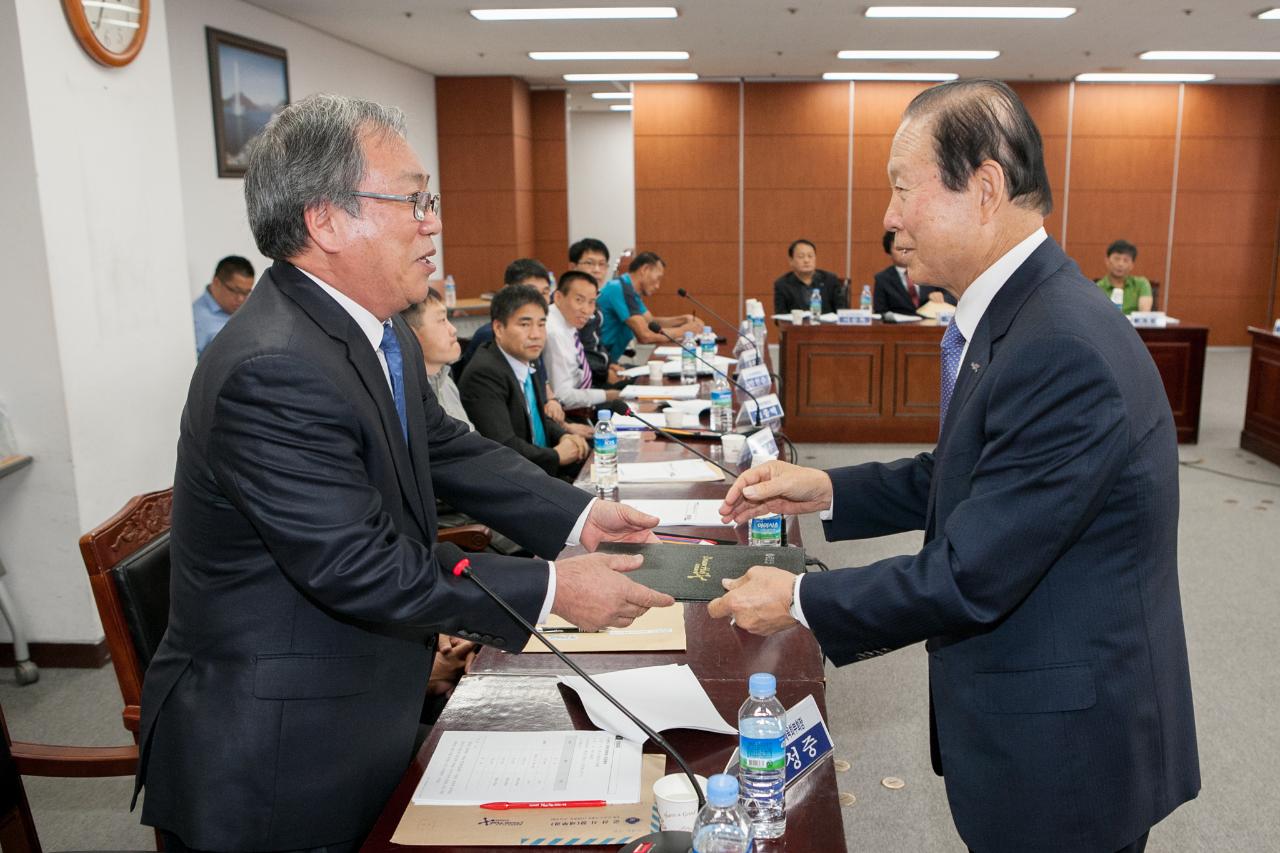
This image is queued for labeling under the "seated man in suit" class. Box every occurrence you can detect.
[545,270,623,414]
[1095,239,1154,314]
[138,93,673,853]
[597,251,701,363]
[569,237,621,385]
[873,229,956,315]
[772,239,847,315]
[460,285,590,478]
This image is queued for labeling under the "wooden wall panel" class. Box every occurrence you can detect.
[531,90,568,269]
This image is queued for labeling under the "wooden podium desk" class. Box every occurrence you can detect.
[1241,327,1280,465]
[361,440,845,852]
[780,321,1207,444]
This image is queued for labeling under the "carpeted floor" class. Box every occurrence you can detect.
[2,348,1274,852]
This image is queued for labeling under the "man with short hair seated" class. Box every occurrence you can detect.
[1095,239,1153,314]
[401,288,472,430]
[192,255,255,358]
[544,270,623,414]
[568,237,620,384]
[459,285,589,478]
[597,251,702,363]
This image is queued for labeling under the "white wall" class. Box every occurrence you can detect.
[1,0,194,643]
[567,111,636,272]
[166,0,441,294]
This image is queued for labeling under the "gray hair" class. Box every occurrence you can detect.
[245,93,407,260]
[903,79,1053,216]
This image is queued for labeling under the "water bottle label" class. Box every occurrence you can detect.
[739,735,785,771]
[594,435,617,455]
[748,515,782,544]
[712,389,732,407]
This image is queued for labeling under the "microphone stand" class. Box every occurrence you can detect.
[441,544,707,810]
[610,401,738,480]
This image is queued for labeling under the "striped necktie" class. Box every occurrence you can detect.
[573,330,593,389]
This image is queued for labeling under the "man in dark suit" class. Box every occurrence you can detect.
[136,94,673,853]
[459,285,589,478]
[709,80,1198,853]
[873,229,956,315]
[772,238,847,315]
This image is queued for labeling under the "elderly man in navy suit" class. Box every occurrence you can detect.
[709,79,1198,853]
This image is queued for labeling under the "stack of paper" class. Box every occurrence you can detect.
[618,459,724,483]
[560,664,738,743]
[621,384,702,400]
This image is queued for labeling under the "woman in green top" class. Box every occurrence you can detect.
[1096,239,1153,314]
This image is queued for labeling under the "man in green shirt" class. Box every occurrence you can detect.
[1096,239,1153,314]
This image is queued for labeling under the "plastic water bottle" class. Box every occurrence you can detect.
[734,319,760,370]
[681,331,698,385]
[1111,287,1125,311]
[443,275,457,309]
[691,774,753,853]
[809,286,822,320]
[593,409,617,494]
[738,673,786,838]
[859,283,872,312]
[699,325,716,375]
[710,373,734,432]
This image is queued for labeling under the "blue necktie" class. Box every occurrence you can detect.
[380,322,409,443]
[523,369,548,447]
[938,322,967,436]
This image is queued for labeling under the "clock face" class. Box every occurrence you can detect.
[65,0,148,66]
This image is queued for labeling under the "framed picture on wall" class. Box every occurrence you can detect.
[206,27,289,178]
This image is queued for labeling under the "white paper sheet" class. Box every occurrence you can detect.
[621,384,702,400]
[652,345,683,357]
[664,398,713,415]
[660,355,736,375]
[560,664,738,744]
[621,363,658,378]
[617,459,724,483]
[612,413,668,430]
[412,730,643,805]
[623,499,734,527]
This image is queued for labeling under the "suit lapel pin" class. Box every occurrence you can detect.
[970,362,981,372]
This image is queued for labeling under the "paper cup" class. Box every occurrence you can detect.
[790,308,805,324]
[648,361,665,382]
[653,773,708,833]
[665,410,688,429]
[720,432,746,462]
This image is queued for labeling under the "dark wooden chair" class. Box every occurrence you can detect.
[0,700,138,853]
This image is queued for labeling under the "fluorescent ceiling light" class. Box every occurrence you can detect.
[591,92,634,99]
[1075,72,1215,82]
[610,104,634,111]
[1140,51,1280,61]
[838,50,999,60]
[530,51,688,60]
[866,6,1075,18]
[823,71,959,81]
[564,72,698,81]
[1257,8,1280,19]
[471,7,677,21]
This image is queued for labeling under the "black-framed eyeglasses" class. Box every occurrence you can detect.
[350,190,441,221]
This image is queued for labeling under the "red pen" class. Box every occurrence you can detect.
[479,799,607,810]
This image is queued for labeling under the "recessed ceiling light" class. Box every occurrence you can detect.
[610,104,634,111]
[865,6,1075,18]
[471,7,678,21]
[837,50,999,60]
[564,72,698,81]
[1075,72,1215,82]
[591,92,634,99]
[530,51,688,60]
[1257,8,1280,19]
[1139,51,1280,61]
[823,71,959,81]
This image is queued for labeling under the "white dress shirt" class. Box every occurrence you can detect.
[790,226,1049,629]
[298,268,598,622]
[545,303,607,411]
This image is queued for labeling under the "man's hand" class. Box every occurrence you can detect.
[607,364,623,384]
[555,434,587,465]
[544,397,566,424]
[554,552,674,631]
[604,389,621,401]
[707,566,798,636]
[565,422,594,439]
[428,635,478,696]
[580,500,661,550]
[720,459,834,524]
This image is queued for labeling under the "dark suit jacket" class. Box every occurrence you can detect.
[137,261,591,851]
[458,339,567,476]
[455,322,551,391]
[872,264,956,315]
[802,238,1199,852]
[772,269,847,315]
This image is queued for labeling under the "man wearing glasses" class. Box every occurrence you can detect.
[191,255,255,357]
[139,94,672,853]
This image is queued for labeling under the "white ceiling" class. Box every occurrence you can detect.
[245,1,1280,110]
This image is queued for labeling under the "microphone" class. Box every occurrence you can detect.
[646,321,765,424]
[675,288,759,356]
[608,400,738,479]
[438,541,706,810]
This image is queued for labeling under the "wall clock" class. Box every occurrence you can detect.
[63,0,149,67]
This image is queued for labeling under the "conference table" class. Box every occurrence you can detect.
[362,396,847,851]
[1241,326,1280,465]
[778,320,1208,443]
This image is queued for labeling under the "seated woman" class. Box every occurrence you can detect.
[1095,239,1153,314]
[773,239,848,314]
